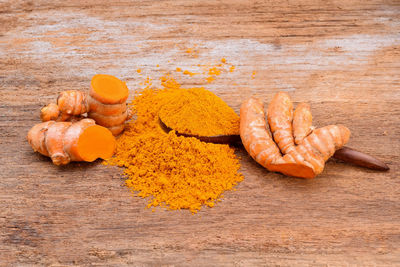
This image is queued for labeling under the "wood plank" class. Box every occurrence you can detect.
[1,0,399,265]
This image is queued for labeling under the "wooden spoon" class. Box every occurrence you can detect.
[159,117,389,171]
[333,147,389,171]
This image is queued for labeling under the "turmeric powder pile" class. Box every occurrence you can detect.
[106,75,243,213]
[159,88,239,136]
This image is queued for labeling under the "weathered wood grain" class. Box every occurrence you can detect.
[1,0,399,265]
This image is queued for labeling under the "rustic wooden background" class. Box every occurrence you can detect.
[1,0,399,265]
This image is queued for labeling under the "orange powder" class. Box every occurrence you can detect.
[106,75,242,213]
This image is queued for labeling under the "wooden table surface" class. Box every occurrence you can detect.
[1,0,399,265]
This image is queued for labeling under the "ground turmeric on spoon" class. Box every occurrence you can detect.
[159,87,239,137]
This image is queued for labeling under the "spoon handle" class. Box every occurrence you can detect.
[333,146,389,171]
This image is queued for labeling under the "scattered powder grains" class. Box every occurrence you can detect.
[185,47,199,57]
[173,58,235,84]
[182,70,197,76]
[206,76,215,83]
[206,67,222,83]
[175,68,198,76]
[106,75,243,213]
[208,67,222,76]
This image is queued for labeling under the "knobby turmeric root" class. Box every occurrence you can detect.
[240,92,350,178]
[40,74,130,135]
[293,103,314,145]
[27,119,116,165]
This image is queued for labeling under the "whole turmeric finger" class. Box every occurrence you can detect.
[240,97,282,165]
[267,92,295,154]
[27,121,54,157]
[240,97,314,177]
[40,103,60,122]
[285,125,351,176]
[240,93,351,179]
[293,103,313,144]
[40,91,87,122]
[57,90,89,115]
[44,121,73,165]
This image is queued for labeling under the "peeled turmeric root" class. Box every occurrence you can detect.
[240,92,350,178]
[40,74,130,135]
[27,118,116,165]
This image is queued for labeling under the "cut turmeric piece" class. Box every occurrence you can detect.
[77,125,116,162]
[87,97,127,116]
[88,109,129,128]
[90,74,129,104]
[27,118,116,165]
[267,162,315,179]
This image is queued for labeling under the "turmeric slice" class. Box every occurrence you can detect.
[240,94,350,178]
[88,109,129,128]
[27,118,116,165]
[90,74,129,104]
[88,97,127,116]
[76,125,116,162]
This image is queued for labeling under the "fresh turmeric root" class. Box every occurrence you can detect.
[240,92,350,178]
[293,103,314,145]
[27,118,116,165]
[40,74,130,135]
